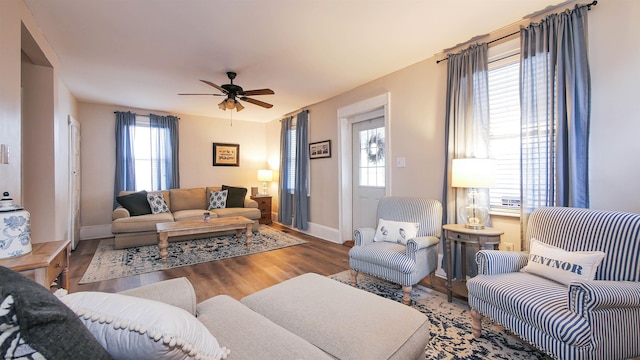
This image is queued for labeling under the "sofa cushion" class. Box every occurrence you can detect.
[169,188,206,212]
[522,239,606,286]
[221,185,247,208]
[61,291,230,360]
[241,273,430,360]
[111,212,174,233]
[147,193,170,214]
[374,218,419,244]
[467,271,591,346]
[116,190,152,216]
[210,207,261,220]
[208,190,228,210]
[197,295,332,360]
[0,266,112,360]
[173,209,218,222]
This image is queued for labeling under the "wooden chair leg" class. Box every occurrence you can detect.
[402,285,412,305]
[350,269,358,286]
[470,308,483,338]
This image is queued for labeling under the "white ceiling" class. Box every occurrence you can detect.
[24,0,561,123]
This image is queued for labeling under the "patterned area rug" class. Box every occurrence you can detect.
[80,225,307,284]
[330,271,550,360]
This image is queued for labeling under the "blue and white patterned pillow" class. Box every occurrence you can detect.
[147,193,170,214]
[208,190,228,210]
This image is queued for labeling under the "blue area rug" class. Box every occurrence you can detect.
[330,271,549,360]
[80,225,306,284]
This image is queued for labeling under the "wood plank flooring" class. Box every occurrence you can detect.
[68,223,452,303]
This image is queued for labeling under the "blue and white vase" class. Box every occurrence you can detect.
[0,192,32,259]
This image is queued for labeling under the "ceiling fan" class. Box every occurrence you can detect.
[179,71,274,112]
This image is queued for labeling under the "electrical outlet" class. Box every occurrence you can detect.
[503,242,514,251]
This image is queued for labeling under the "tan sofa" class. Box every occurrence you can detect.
[111,186,261,249]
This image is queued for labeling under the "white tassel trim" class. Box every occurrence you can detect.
[68,305,230,360]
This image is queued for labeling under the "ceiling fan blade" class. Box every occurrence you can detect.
[240,97,273,109]
[200,80,227,94]
[241,88,275,96]
[178,93,225,96]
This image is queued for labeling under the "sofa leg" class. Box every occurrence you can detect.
[350,269,358,286]
[402,285,412,305]
[470,308,483,338]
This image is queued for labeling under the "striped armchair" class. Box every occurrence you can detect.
[467,207,640,360]
[349,197,442,305]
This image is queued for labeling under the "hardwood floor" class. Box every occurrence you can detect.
[68,223,454,303]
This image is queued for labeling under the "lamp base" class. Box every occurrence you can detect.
[464,223,485,230]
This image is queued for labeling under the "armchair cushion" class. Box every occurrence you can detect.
[374,219,419,244]
[522,239,605,286]
[349,242,417,274]
[467,272,591,346]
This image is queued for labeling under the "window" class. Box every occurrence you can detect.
[487,40,521,214]
[132,118,171,191]
[358,126,385,187]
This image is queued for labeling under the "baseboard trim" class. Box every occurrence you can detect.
[80,224,113,240]
[274,220,341,244]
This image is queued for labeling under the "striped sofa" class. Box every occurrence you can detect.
[467,207,640,360]
[349,197,442,305]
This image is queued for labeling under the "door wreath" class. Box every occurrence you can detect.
[366,134,384,163]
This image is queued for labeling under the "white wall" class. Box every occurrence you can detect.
[0,0,77,243]
[266,0,640,247]
[77,102,269,233]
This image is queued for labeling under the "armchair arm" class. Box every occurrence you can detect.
[476,250,529,275]
[354,228,376,246]
[112,206,130,220]
[569,280,640,317]
[118,277,197,316]
[407,236,439,253]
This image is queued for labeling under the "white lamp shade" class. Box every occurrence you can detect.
[451,158,497,189]
[257,169,273,182]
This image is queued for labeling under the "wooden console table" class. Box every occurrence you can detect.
[443,224,502,302]
[0,239,71,290]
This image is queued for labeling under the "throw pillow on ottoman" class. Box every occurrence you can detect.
[0,266,112,359]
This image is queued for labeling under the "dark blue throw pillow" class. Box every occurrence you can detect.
[0,266,112,359]
[221,185,247,208]
[116,190,152,216]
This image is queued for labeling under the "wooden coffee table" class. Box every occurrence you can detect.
[155,216,255,263]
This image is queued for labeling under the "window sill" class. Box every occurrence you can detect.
[490,209,520,218]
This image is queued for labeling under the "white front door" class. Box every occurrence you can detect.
[352,116,386,233]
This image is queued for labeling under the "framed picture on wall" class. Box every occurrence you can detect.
[212,143,240,166]
[309,140,331,159]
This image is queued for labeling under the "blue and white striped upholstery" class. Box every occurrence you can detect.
[349,197,442,292]
[467,207,640,360]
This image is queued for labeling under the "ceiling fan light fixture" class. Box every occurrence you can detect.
[226,98,235,109]
[218,100,227,111]
[235,101,244,112]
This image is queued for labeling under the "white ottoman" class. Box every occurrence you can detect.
[241,273,430,360]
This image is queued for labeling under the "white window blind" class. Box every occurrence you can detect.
[488,58,521,214]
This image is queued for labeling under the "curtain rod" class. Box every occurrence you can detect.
[113,111,180,119]
[279,109,308,121]
[435,0,597,64]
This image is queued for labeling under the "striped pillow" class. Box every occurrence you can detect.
[521,239,605,286]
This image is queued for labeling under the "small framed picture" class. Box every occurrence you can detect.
[309,140,331,159]
[212,143,240,166]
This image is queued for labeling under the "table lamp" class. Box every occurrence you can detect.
[451,158,496,229]
[257,169,273,195]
